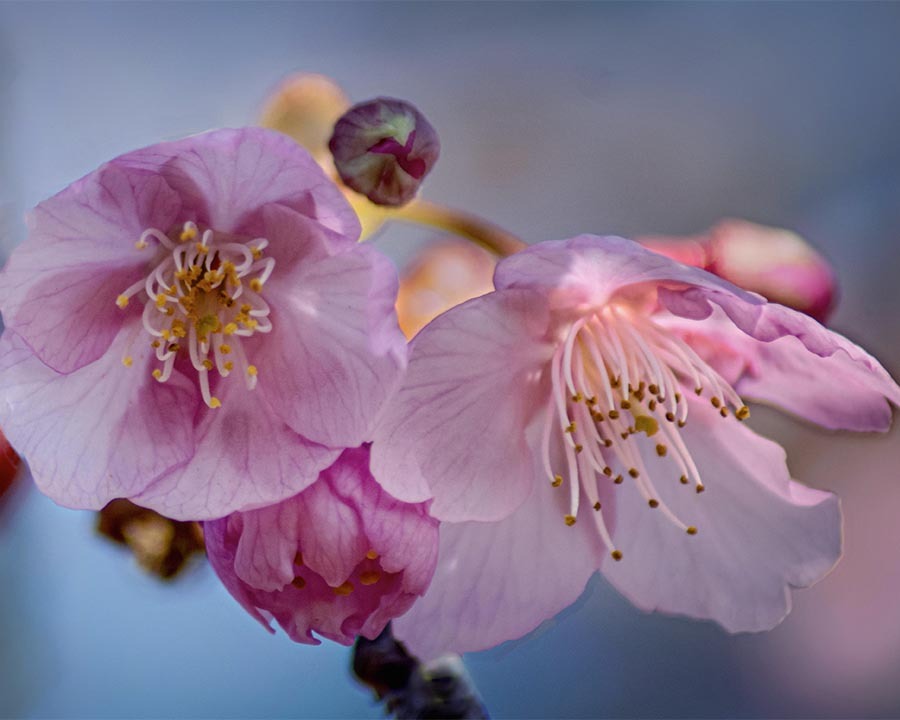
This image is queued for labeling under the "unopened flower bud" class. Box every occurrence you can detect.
[329,97,439,207]
[96,499,205,580]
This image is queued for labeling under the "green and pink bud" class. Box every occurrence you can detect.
[329,97,439,207]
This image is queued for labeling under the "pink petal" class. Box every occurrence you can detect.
[600,396,842,632]
[134,377,340,521]
[254,205,406,449]
[393,464,604,659]
[205,447,438,646]
[112,127,359,239]
[0,325,197,509]
[370,289,555,521]
[494,235,760,312]
[659,288,900,431]
[0,165,180,373]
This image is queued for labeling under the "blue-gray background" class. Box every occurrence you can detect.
[1,2,900,718]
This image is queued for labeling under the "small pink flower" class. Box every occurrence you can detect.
[640,218,837,321]
[204,446,438,645]
[0,128,406,520]
[371,235,900,658]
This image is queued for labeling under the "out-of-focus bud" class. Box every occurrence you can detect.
[353,624,490,720]
[639,218,837,322]
[259,73,350,168]
[396,239,496,339]
[0,429,21,503]
[96,499,205,580]
[329,98,440,207]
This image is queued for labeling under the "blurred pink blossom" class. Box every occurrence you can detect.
[372,235,900,658]
[204,446,438,645]
[640,218,836,321]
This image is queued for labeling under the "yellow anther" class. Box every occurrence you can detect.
[154,295,167,309]
[571,392,583,403]
[695,386,703,396]
[134,239,148,250]
[116,294,130,309]
[219,344,231,355]
[591,410,604,422]
[621,400,631,410]
[365,549,379,560]
[180,226,198,242]
[195,243,209,255]
[160,329,171,340]
[593,501,602,511]
[736,406,751,420]
[628,468,640,478]
[249,278,264,293]
[655,443,667,457]
[243,318,259,330]
[686,526,698,536]
[634,415,659,437]
[610,377,621,388]
[587,396,597,406]
[240,303,252,313]
[294,552,304,566]
[152,369,162,380]
[223,322,238,336]
[151,340,161,349]
[564,422,576,434]
[246,365,258,378]
[608,410,620,420]
[209,397,222,409]
[359,571,381,586]
[719,406,729,418]
[291,576,306,589]
[223,361,234,372]
[564,515,577,526]
[552,475,563,488]
[332,581,354,596]
[611,550,623,561]
[675,392,683,402]
[648,499,660,509]
[574,444,583,453]
[677,419,687,428]
[202,359,214,371]
[711,396,722,408]
[122,356,133,368]
[250,246,263,260]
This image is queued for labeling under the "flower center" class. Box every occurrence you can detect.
[541,304,750,561]
[116,221,274,408]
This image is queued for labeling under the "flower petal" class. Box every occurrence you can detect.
[494,235,760,311]
[393,463,604,659]
[112,127,360,239]
[254,205,407,449]
[0,325,197,509]
[134,378,340,521]
[370,289,555,521]
[659,288,900,431]
[600,396,842,633]
[0,165,180,373]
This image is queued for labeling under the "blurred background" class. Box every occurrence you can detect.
[1,2,899,717]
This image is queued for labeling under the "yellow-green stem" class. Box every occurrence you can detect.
[391,200,527,258]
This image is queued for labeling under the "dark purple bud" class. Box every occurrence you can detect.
[329,97,440,207]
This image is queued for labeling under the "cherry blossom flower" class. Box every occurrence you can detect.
[0,128,406,520]
[204,446,438,645]
[640,218,836,321]
[371,234,900,658]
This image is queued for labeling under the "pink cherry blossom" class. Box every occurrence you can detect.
[0,128,406,520]
[371,234,900,659]
[204,446,438,645]
[639,218,837,322]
